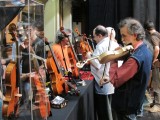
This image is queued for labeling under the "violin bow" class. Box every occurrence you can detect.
[100,29,113,120]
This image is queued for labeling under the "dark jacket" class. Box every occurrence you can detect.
[112,43,153,114]
[22,37,45,73]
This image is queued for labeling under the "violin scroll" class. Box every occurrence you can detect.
[121,45,133,51]
[76,61,87,69]
[74,28,81,36]
[60,27,71,37]
[76,56,99,68]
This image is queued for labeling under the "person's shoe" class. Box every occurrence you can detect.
[137,112,143,117]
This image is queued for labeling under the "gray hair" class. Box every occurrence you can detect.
[106,27,116,39]
[118,18,145,41]
[94,25,108,37]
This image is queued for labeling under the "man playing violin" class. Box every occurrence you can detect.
[100,18,153,120]
[86,25,119,120]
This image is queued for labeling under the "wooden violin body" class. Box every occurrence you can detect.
[3,23,21,118]
[60,27,80,78]
[46,41,68,95]
[3,61,20,118]
[75,28,93,60]
[79,36,93,60]
[99,45,133,63]
[31,48,51,119]
[67,46,79,78]
[31,73,51,119]
[46,51,66,95]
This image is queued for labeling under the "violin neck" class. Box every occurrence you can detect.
[47,43,62,73]
[68,38,79,61]
[87,56,99,62]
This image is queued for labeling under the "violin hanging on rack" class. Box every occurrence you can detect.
[46,41,68,95]
[60,27,80,78]
[74,28,93,60]
[3,23,22,118]
[30,47,51,119]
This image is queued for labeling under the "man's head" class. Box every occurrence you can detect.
[8,23,18,41]
[8,23,17,33]
[93,25,108,43]
[30,20,44,39]
[118,17,145,45]
[144,20,155,31]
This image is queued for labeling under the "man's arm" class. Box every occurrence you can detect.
[109,58,138,88]
[153,45,159,63]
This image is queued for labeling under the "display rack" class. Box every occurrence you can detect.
[0,1,50,120]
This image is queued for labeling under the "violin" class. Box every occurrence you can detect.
[60,27,80,78]
[3,23,21,118]
[76,45,133,68]
[31,48,51,119]
[67,47,79,77]
[75,28,93,60]
[46,41,68,95]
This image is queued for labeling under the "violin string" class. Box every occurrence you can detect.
[60,42,69,72]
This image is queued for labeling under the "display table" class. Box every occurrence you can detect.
[48,80,94,120]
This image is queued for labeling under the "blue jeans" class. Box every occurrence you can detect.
[21,80,30,105]
[24,81,30,103]
[137,104,144,116]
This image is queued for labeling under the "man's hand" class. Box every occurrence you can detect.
[99,77,110,86]
[85,52,92,59]
[152,59,160,68]
[153,59,158,65]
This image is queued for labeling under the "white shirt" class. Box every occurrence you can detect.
[90,37,119,95]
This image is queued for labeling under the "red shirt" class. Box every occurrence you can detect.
[109,58,138,88]
[109,42,144,88]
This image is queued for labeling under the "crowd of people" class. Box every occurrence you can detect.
[0,17,160,120]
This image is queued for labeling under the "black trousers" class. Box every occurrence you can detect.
[94,93,112,120]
